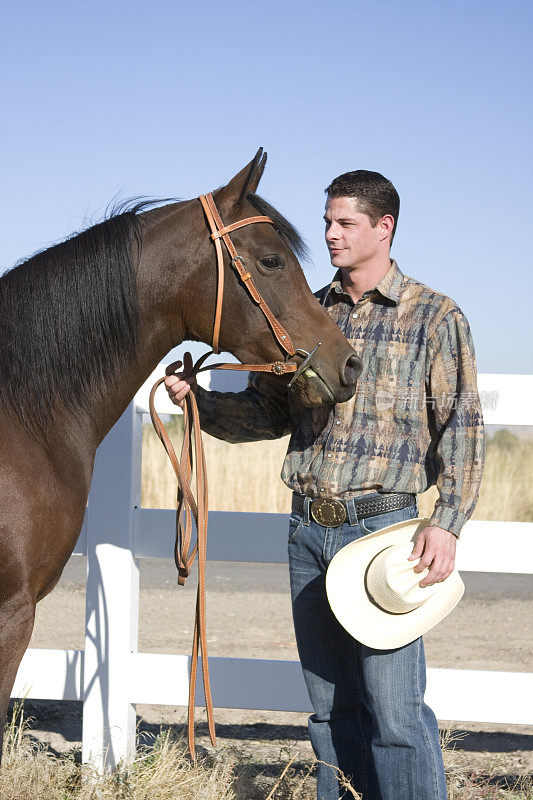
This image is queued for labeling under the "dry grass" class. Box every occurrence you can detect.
[2,705,532,800]
[419,430,533,522]
[141,417,293,513]
[441,727,533,800]
[0,701,315,800]
[142,421,533,522]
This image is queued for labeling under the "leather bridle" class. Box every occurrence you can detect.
[149,192,323,757]
[198,192,298,364]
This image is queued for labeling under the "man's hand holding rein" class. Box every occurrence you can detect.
[164,352,197,409]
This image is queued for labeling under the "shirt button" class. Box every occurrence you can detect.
[327,453,333,458]
[352,313,357,318]
[336,420,341,425]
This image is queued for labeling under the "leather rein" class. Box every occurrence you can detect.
[148,192,318,758]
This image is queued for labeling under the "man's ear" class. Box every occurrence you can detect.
[215,148,267,212]
[379,214,395,242]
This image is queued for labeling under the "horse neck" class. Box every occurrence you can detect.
[83,200,203,447]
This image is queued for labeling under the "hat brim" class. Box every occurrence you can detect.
[325,517,464,650]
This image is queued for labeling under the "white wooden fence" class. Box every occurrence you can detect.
[11,371,533,771]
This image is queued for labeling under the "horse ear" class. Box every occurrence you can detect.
[216,148,267,210]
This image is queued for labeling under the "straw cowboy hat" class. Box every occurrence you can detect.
[325,517,464,649]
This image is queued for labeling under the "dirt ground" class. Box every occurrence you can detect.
[17,558,533,785]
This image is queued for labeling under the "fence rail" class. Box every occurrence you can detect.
[12,371,533,770]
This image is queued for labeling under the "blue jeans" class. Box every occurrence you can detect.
[288,496,447,800]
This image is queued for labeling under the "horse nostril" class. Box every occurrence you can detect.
[343,354,362,386]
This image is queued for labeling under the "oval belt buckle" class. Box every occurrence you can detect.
[310,498,346,527]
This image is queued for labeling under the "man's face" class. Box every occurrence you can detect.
[324,195,382,270]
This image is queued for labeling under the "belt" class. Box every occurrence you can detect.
[292,492,416,528]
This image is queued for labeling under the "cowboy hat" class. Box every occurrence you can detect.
[325,517,464,649]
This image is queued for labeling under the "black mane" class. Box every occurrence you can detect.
[0,201,157,432]
[248,194,310,262]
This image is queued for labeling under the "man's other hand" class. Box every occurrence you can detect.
[408,526,457,587]
[164,353,197,409]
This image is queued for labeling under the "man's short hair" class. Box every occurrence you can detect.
[325,170,400,244]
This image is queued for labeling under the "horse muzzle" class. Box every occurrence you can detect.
[287,344,361,406]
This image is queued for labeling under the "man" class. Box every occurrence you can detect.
[165,171,485,800]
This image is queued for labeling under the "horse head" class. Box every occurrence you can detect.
[153,149,361,407]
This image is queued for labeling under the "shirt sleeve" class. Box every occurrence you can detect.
[194,372,291,443]
[425,308,485,537]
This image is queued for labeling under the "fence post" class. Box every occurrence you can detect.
[82,403,142,770]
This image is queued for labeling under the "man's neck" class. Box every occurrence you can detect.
[340,255,392,304]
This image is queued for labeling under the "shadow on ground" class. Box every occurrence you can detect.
[6,698,533,792]
[11,700,532,750]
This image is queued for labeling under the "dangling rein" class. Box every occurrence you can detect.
[148,193,320,758]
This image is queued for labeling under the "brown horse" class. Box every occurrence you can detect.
[0,149,360,759]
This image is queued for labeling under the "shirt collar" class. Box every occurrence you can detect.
[328,259,404,305]
[374,260,404,304]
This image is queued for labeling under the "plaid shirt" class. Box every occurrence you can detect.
[196,260,485,536]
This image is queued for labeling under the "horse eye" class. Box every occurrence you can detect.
[260,256,283,270]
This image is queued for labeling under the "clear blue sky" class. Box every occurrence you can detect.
[1,0,531,373]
